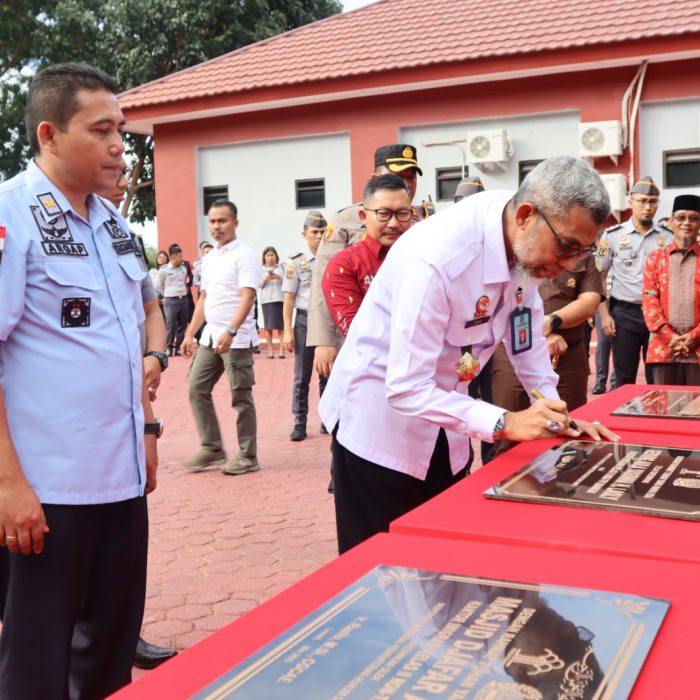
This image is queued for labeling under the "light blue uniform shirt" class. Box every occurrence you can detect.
[0,161,147,505]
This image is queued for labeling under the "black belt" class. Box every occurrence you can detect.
[296,308,308,315]
[611,297,642,310]
[165,295,187,300]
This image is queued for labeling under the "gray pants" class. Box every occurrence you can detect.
[293,310,327,424]
[650,362,700,386]
[164,296,189,350]
[188,344,257,462]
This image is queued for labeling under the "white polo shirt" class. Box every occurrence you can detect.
[318,190,559,479]
[200,237,261,349]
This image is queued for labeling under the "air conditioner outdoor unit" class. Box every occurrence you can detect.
[579,121,623,161]
[466,129,510,165]
[599,173,628,221]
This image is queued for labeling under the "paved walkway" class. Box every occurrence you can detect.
[139,348,336,667]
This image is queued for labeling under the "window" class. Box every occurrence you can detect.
[518,160,543,185]
[436,167,465,201]
[203,185,229,214]
[295,178,325,209]
[664,149,700,188]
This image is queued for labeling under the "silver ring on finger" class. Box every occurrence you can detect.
[547,420,561,433]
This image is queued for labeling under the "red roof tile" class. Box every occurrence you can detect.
[119,0,700,109]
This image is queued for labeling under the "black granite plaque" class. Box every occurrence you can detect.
[194,566,668,699]
[485,440,700,520]
[611,389,700,419]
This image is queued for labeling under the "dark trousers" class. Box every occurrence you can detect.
[292,310,327,424]
[332,428,471,554]
[650,363,700,386]
[467,357,495,464]
[0,497,148,700]
[611,301,653,385]
[594,311,615,388]
[164,296,189,350]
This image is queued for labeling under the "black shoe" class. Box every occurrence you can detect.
[327,476,334,494]
[252,346,261,354]
[133,637,178,670]
[290,424,307,441]
[174,348,181,356]
[320,423,329,435]
[591,383,606,395]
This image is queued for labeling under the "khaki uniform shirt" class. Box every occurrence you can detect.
[540,256,605,342]
[306,203,364,347]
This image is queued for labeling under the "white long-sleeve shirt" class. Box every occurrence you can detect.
[319,190,559,479]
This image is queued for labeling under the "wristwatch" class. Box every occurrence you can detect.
[225,326,238,337]
[144,418,163,438]
[493,413,507,439]
[548,313,563,331]
[144,350,168,371]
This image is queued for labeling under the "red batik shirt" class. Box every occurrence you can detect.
[322,235,388,336]
[642,241,700,364]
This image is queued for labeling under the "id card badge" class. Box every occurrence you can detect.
[510,306,532,355]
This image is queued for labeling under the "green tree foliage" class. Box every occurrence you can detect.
[0,0,342,221]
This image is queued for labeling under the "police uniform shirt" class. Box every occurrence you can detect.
[281,250,315,311]
[306,203,364,346]
[0,160,147,505]
[155,261,188,297]
[318,190,559,478]
[596,219,672,304]
[199,237,262,349]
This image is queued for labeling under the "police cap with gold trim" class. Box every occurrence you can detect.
[374,144,423,176]
[630,175,659,197]
[303,210,327,229]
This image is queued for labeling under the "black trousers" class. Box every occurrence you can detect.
[332,428,471,554]
[0,497,148,700]
[611,301,653,385]
[292,310,327,424]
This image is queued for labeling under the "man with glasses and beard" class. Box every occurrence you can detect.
[319,156,620,554]
[596,177,672,385]
[642,194,700,385]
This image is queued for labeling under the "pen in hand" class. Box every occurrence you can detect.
[530,388,581,432]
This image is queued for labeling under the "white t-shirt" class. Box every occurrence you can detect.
[200,237,262,349]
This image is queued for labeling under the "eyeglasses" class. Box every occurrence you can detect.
[364,207,413,223]
[630,197,659,207]
[537,209,597,259]
[672,214,700,225]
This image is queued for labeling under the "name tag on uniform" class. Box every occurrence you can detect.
[510,306,532,355]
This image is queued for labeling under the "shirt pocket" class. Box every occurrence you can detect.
[44,261,103,291]
[117,255,148,283]
[445,321,490,350]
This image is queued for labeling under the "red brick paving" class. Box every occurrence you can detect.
[135,347,336,679]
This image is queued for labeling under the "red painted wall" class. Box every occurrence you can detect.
[151,58,700,258]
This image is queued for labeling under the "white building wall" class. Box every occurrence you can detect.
[401,111,580,209]
[640,98,700,217]
[197,132,352,261]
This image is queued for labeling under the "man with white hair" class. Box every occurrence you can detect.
[319,156,620,553]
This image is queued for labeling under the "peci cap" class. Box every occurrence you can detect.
[303,210,327,229]
[672,194,700,213]
[454,176,485,202]
[630,176,660,197]
[374,144,423,176]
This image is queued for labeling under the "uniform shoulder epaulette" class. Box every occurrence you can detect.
[604,223,622,233]
[290,251,302,259]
